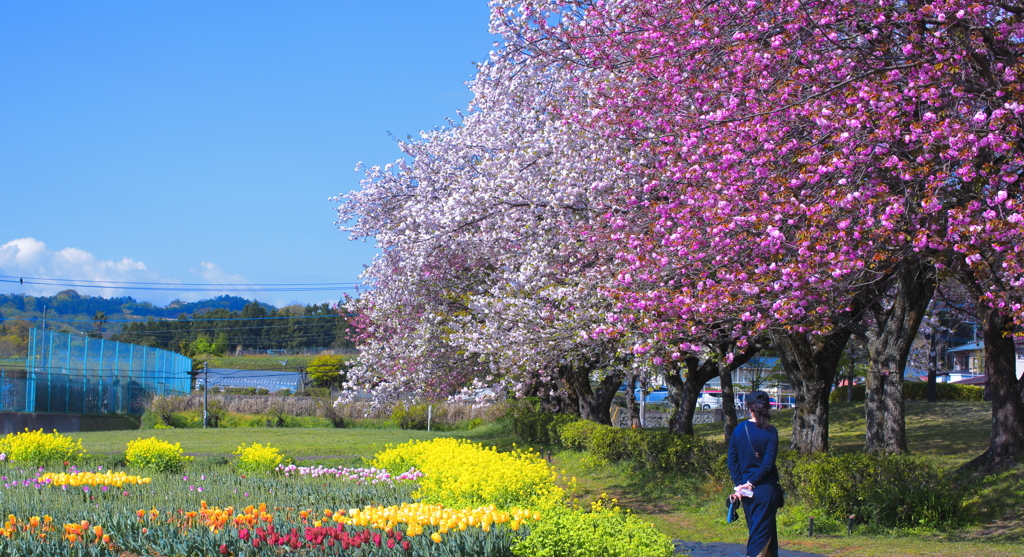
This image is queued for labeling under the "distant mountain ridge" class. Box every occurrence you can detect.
[0,292,276,321]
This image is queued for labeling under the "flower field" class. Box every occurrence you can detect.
[0,430,674,557]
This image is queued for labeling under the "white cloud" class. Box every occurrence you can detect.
[194,261,250,285]
[0,237,254,306]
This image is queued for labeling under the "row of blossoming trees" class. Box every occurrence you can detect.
[334,0,1024,463]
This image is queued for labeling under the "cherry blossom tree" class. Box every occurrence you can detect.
[491,0,1024,455]
[334,46,652,421]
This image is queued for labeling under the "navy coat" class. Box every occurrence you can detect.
[728,420,782,557]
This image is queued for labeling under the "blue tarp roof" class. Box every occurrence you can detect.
[948,342,984,353]
[738,357,780,369]
[198,368,302,391]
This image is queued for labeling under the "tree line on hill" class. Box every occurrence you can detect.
[0,291,271,321]
[111,301,354,356]
[0,291,354,358]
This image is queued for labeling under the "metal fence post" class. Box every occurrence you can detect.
[25,328,36,412]
[113,341,120,413]
[83,335,89,412]
[128,343,134,412]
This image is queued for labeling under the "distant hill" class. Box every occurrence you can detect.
[0,292,353,355]
[0,292,277,334]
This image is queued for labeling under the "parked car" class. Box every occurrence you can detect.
[635,387,669,403]
[696,391,722,410]
[618,382,671,403]
[774,396,796,409]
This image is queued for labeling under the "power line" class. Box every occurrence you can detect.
[43,314,351,323]
[0,275,361,293]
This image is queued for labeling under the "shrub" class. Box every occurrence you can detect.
[559,420,724,476]
[829,383,983,403]
[125,437,193,473]
[391,403,448,430]
[783,452,967,528]
[168,411,202,428]
[147,396,181,426]
[140,410,162,429]
[233,442,287,474]
[510,496,674,557]
[507,398,579,445]
[0,429,86,465]
[307,354,347,388]
[373,438,564,509]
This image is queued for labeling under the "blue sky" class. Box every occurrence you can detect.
[0,1,495,308]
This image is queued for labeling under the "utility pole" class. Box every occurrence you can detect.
[203,361,209,428]
[42,305,46,331]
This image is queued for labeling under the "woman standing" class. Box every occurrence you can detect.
[728,390,783,557]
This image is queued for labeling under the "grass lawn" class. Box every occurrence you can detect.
[693,401,992,465]
[75,421,513,461]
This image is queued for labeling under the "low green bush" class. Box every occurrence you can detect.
[559,420,724,475]
[510,497,674,557]
[391,403,448,430]
[281,414,333,428]
[168,410,202,428]
[782,451,967,529]
[830,382,983,402]
[140,410,162,429]
[507,398,579,445]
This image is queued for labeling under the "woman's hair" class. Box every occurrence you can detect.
[747,401,771,429]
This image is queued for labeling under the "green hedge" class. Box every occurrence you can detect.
[830,382,983,403]
[559,420,724,475]
[507,399,723,475]
[780,451,967,529]
[506,398,580,446]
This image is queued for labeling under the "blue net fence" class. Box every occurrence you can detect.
[0,328,192,415]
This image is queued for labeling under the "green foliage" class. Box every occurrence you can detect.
[510,498,674,557]
[391,402,448,430]
[559,420,724,475]
[507,398,579,445]
[147,396,178,427]
[782,451,967,528]
[124,437,193,473]
[113,300,354,353]
[830,382,984,402]
[233,442,288,474]
[140,410,163,429]
[206,400,228,427]
[314,397,349,428]
[0,429,86,465]
[186,332,228,357]
[307,354,347,388]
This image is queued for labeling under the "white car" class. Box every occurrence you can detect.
[696,392,722,410]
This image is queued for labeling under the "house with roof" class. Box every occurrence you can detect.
[945,341,1024,383]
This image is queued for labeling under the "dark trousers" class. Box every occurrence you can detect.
[741,483,780,557]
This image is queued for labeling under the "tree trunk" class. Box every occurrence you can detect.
[720,363,738,441]
[984,308,1024,460]
[863,258,936,453]
[665,357,716,435]
[625,372,642,428]
[558,363,622,425]
[772,328,851,453]
[664,344,762,436]
[927,333,938,403]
